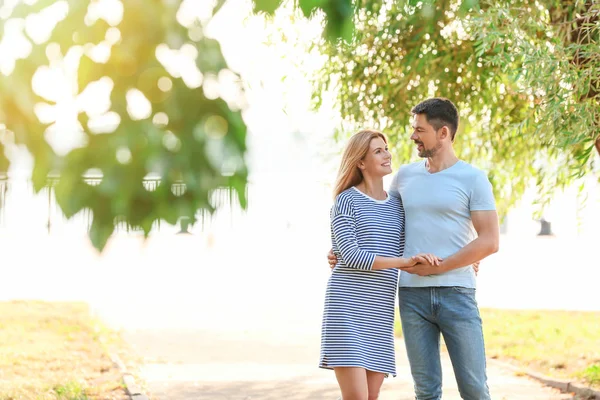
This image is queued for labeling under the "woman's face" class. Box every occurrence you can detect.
[359,137,392,177]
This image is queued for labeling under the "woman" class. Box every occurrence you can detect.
[319,130,438,400]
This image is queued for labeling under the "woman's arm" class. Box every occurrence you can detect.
[371,255,418,270]
[331,206,434,270]
[329,246,439,271]
[331,210,377,270]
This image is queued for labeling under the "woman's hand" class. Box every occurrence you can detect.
[327,249,338,271]
[473,260,480,276]
[411,253,442,266]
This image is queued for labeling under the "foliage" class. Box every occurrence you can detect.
[0,0,353,251]
[314,0,600,217]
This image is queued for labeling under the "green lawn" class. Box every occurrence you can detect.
[395,308,600,389]
[0,301,130,400]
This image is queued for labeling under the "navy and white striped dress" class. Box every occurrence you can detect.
[320,186,405,376]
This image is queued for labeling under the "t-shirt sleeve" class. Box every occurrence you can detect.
[388,169,402,199]
[331,194,376,270]
[469,171,496,211]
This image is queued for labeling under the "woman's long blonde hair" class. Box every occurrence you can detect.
[333,129,388,198]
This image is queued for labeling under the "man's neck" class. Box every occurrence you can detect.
[426,150,459,173]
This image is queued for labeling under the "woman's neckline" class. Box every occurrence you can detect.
[352,186,390,204]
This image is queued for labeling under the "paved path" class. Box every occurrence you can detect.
[124,329,573,400]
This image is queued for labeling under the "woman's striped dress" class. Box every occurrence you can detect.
[320,186,405,376]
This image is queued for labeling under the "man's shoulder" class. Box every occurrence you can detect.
[455,161,489,179]
[453,162,494,196]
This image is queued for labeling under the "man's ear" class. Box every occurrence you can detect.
[439,126,450,141]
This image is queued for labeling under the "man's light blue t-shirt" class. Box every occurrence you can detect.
[389,160,496,288]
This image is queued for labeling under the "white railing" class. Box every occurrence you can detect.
[0,175,247,236]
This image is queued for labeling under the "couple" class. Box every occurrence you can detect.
[320,98,500,400]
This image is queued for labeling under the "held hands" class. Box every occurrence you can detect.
[401,255,482,276]
[326,248,481,275]
[406,253,441,267]
[400,253,443,276]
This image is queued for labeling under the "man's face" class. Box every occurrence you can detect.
[410,113,442,158]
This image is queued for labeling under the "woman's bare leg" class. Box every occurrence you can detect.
[366,370,386,400]
[334,367,368,400]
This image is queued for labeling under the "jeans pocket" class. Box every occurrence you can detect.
[452,286,476,295]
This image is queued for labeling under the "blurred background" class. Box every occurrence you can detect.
[0,0,598,399]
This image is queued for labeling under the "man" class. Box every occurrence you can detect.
[328,98,499,399]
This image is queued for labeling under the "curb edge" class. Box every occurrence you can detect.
[111,352,151,400]
[488,358,599,399]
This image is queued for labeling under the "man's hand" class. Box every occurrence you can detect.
[402,260,480,277]
[327,249,338,271]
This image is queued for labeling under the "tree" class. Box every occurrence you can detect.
[0,0,352,250]
[314,0,599,217]
[3,0,595,251]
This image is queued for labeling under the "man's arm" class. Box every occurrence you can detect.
[399,210,498,276]
[437,210,499,273]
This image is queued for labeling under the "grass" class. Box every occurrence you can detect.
[395,308,600,389]
[579,364,600,387]
[51,382,88,400]
[0,300,130,400]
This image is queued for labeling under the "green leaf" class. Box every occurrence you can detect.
[89,214,116,252]
[338,17,355,43]
[213,0,228,16]
[298,0,323,17]
[253,0,283,14]
[322,0,355,42]
[458,0,480,15]
[0,141,9,174]
[196,37,229,73]
[31,156,52,193]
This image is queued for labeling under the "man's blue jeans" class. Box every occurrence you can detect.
[398,287,491,400]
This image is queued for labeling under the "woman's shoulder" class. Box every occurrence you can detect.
[334,187,357,205]
[331,188,357,216]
